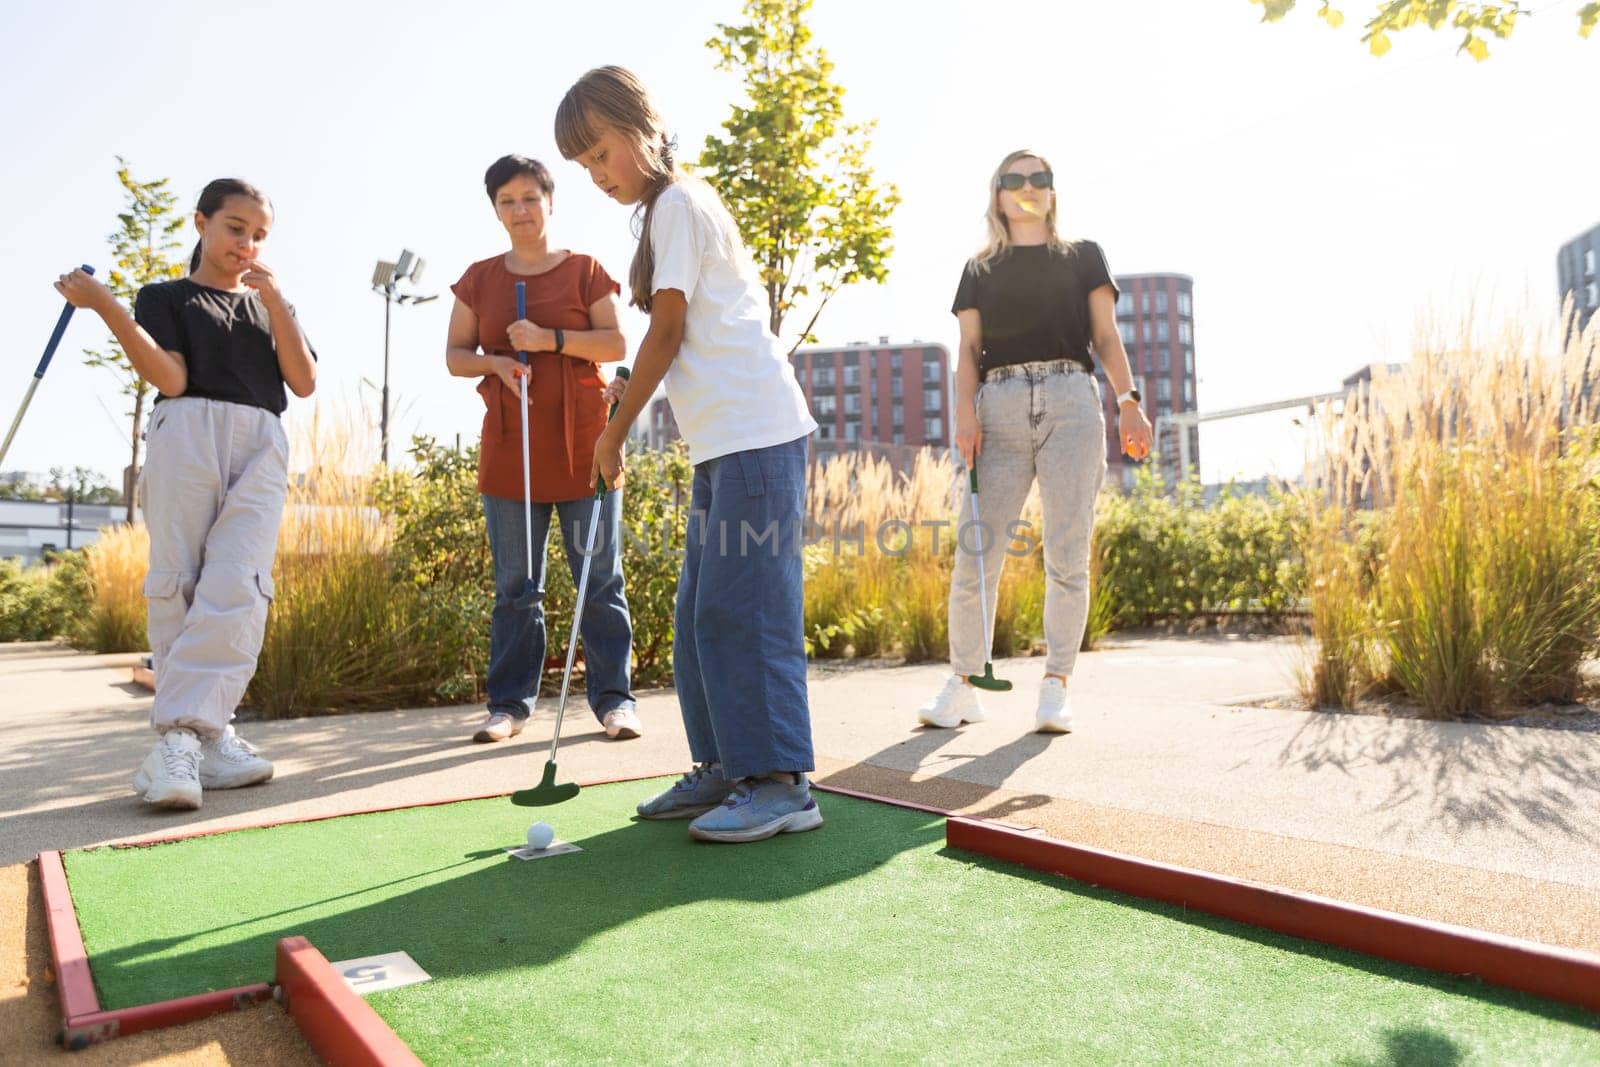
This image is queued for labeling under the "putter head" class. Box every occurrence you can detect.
[966,665,1013,692]
[510,761,581,807]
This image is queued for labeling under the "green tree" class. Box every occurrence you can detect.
[698,0,900,351]
[83,158,187,520]
[0,469,118,503]
[48,466,122,506]
[0,477,47,501]
[1251,1,1599,59]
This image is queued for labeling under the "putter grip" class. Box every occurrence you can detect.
[37,265,95,378]
[514,282,527,364]
[594,367,632,497]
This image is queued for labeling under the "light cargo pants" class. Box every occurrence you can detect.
[141,397,288,738]
[948,362,1106,680]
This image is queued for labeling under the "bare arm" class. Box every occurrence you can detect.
[1088,285,1153,461]
[54,270,187,396]
[235,262,316,398]
[506,292,626,364]
[591,288,686,489]
[953,308,983,466]
[444,298,525,394]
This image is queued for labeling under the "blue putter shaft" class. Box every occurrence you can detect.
[1,265,95,468]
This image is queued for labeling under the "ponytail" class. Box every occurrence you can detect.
[629,135,678,314]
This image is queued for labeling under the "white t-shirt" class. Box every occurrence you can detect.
[648,180,817,466]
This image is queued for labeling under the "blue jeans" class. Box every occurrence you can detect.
[674,435,814,780]
[482,492,636,722]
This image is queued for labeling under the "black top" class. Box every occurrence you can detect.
[134,279,315,415]
[951,241,1117,377]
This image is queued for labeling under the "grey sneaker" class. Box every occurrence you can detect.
[132,729,203,810]
[688,774,824,843]
[636,763,733,819]
[199,725,274,788]
[473,713,525,743]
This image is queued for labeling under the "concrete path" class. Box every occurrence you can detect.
[4,635,1598,948]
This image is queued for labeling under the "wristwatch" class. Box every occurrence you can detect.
[553,327,566,354]
[1116,387,1141,407]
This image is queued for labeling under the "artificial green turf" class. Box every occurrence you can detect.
[65,779,1600,1065]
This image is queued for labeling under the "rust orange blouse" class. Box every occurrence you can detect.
[450,253,620,502]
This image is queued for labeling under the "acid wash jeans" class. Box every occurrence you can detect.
[140,397,288,739]
[948,361,1107,680]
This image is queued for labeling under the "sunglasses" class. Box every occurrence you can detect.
[997,171,1054,191]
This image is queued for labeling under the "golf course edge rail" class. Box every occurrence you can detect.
[946,817,1600,1016]
[276,936,423,1067]
[38,849,273,1051]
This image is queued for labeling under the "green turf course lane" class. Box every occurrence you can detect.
[64,780,1600,1064]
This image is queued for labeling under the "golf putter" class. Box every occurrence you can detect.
[515,282,535,596]
[965,466,1012,692]
[1,265,94,468]
[512,366,630,807]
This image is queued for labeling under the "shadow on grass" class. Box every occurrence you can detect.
[65,785,1600,1064]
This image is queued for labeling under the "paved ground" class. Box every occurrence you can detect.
[6,635,1597,891]
[4,634,1599,1063]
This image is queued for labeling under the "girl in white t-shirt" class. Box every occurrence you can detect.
[556,66,822,844]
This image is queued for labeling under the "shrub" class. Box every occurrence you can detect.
[76,524,148,652]
[1301,320,1600,717]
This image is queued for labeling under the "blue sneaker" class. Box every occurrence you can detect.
[636,763,734,819]
[687,774,823,843]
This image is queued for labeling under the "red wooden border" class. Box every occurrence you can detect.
[38,849,273,1049]
[59,986,275,1051]
[946,817,1600,1014]
[37,851,98,1033]
[40,771,1600,1055]
[36,771,675,1050]
[102,770,672,852]
[275,937,421,1067]
[811,781,952,817]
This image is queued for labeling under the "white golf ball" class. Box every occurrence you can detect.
[526,822,555,850]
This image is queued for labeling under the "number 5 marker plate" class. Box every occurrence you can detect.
[331,951,432,995]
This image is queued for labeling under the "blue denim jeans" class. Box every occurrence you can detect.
[481,492,636,722]
[674,435,814,780]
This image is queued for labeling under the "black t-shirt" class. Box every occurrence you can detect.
[134,279,315,415]
[951,241,1118,377]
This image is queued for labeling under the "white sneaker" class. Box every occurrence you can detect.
[473,713,525,743]
[917,675,987,729]
[1036,678,1073,734]
[132,729,203,810]
[602,707,642,740]
[199,725,275,789]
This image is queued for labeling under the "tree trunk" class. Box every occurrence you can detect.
[127,384,145,523]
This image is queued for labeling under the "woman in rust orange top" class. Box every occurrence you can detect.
[445,154,639,745]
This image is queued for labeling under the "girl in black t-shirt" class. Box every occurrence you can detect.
[917,149,1152,735]
[55,178,316,811]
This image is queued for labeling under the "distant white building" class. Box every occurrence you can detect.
[0,499,123,565]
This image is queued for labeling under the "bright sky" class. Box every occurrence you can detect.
[2,0,1595,487]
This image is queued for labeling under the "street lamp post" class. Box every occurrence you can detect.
[371,250,438,466]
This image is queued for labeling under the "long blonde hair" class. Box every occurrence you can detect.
[971,148,1071,275]
[555,66,678,313]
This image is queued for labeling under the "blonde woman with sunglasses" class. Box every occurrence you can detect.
[918,150,1152,735]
